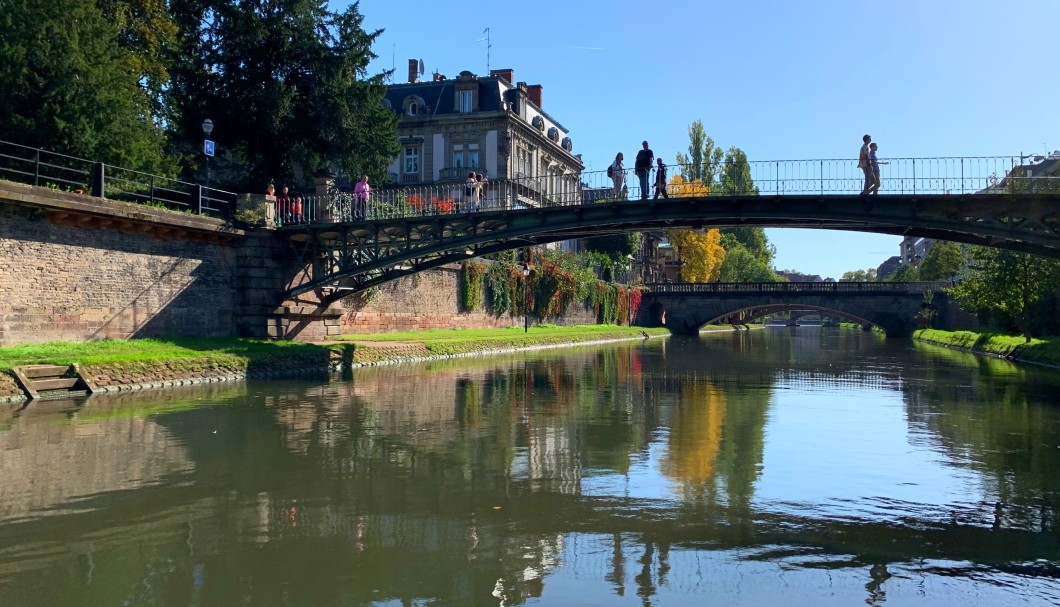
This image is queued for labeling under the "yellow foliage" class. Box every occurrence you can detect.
[666,228,726,282]
[668,174,711,198]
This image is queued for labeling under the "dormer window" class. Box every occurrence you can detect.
[531,115,544,131]
[547,127,559,142]
[458,89,472,113]
[402,95,425,117]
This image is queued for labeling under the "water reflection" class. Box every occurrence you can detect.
[1,330,1059,605]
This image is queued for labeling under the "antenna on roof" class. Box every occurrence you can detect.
[482,27,491,72]
[418,59,425,76]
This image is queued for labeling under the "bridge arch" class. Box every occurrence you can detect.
[637,283,947,338]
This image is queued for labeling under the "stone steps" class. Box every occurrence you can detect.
[11,364,92,401]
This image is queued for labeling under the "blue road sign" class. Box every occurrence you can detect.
[204,139,215,157]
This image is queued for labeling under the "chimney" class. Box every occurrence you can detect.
[526,84,542,108]
[408,59,418,83]
[489,68,514,84]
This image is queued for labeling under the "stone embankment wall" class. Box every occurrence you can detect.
[1,181,604,345]
[0,182,242,346]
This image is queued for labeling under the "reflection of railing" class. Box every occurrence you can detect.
[645,281,954,294]
[0,139,237,217]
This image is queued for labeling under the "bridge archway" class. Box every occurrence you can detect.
[718,304,876,330]
[637,283,945,338]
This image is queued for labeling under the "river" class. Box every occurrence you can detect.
[1,328,1059,606]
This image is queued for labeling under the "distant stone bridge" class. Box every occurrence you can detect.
[637,281,953,337]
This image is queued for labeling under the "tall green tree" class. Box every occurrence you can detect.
[0,0,172,172]
[675,120,723,187]
[918,241,966,281]
[951,247,1060,340]
[167,0,398,189]
[719,147,758,196]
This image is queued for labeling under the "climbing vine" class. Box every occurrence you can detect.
[460,261,486,310]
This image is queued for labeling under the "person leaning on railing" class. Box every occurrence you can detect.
[275,186,291,226]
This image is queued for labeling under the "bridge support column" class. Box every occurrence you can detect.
[268,304,344,341]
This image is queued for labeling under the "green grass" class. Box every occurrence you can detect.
[0,327,670,372]
[333,325,670,356]
[0,338,343,370]
[334,325,668,344]
[914,328,1060,366]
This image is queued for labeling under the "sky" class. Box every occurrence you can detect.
[335,0,1058,280]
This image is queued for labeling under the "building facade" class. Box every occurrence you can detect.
[383,61,584,209]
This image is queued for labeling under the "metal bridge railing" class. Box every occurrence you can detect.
[644,281,955,294]
[277,155,1057,226]
[0,139,238,218]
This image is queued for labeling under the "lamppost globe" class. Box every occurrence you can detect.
[202,119,214,136]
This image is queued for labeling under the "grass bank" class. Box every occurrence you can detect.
[0,326,671,401]
[331,325,670,356]
[914,328,1060,367]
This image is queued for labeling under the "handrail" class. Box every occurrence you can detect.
[643,281,954,294]
[0,139,237,218]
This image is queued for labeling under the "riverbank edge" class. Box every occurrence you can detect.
[0,329,683,405]
[913,328,1060,370]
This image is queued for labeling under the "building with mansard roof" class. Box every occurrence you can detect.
[383,61,584,208]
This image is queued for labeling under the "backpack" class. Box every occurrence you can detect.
[607,164,614,178]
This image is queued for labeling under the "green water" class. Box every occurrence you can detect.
[1,328,1059,606]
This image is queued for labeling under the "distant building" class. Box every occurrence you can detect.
[876,255,902,280]
[900,236,933,266]
[983,150,1060,193]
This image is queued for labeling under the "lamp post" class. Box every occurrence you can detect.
[201,118,214,192]
[522,263,533,333]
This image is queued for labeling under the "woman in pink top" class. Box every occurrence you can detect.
[354,175,370,220]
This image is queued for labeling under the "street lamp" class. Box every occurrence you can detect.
[522,263,533,333]
[201,118,214,192]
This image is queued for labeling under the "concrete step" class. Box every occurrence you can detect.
[11,365,93,401]
[31,377,81,391]
[19,364,72,378]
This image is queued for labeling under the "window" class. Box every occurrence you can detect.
[468,144,479,168]
[408,102,418,116]
[404,147,420,174]
[458,89,472,113]
[453,144,464,169]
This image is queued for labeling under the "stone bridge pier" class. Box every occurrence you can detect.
[635,283,956,338]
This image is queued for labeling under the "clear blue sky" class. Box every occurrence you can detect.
[337,0,1058,279]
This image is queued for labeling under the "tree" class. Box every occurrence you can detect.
[918,241,965,281]
[167,0,399,189]
[583,232,640,276]
[666,229,726,283]
[719,147,759,196]
[675,120,723,188]
[886,263,919,282]
[717,245,779,282]
[840,268,877,282]
[0,0,172,172]
[950,247,1060,341]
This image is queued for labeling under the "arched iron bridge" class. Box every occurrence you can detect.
[277,156,1060,301]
